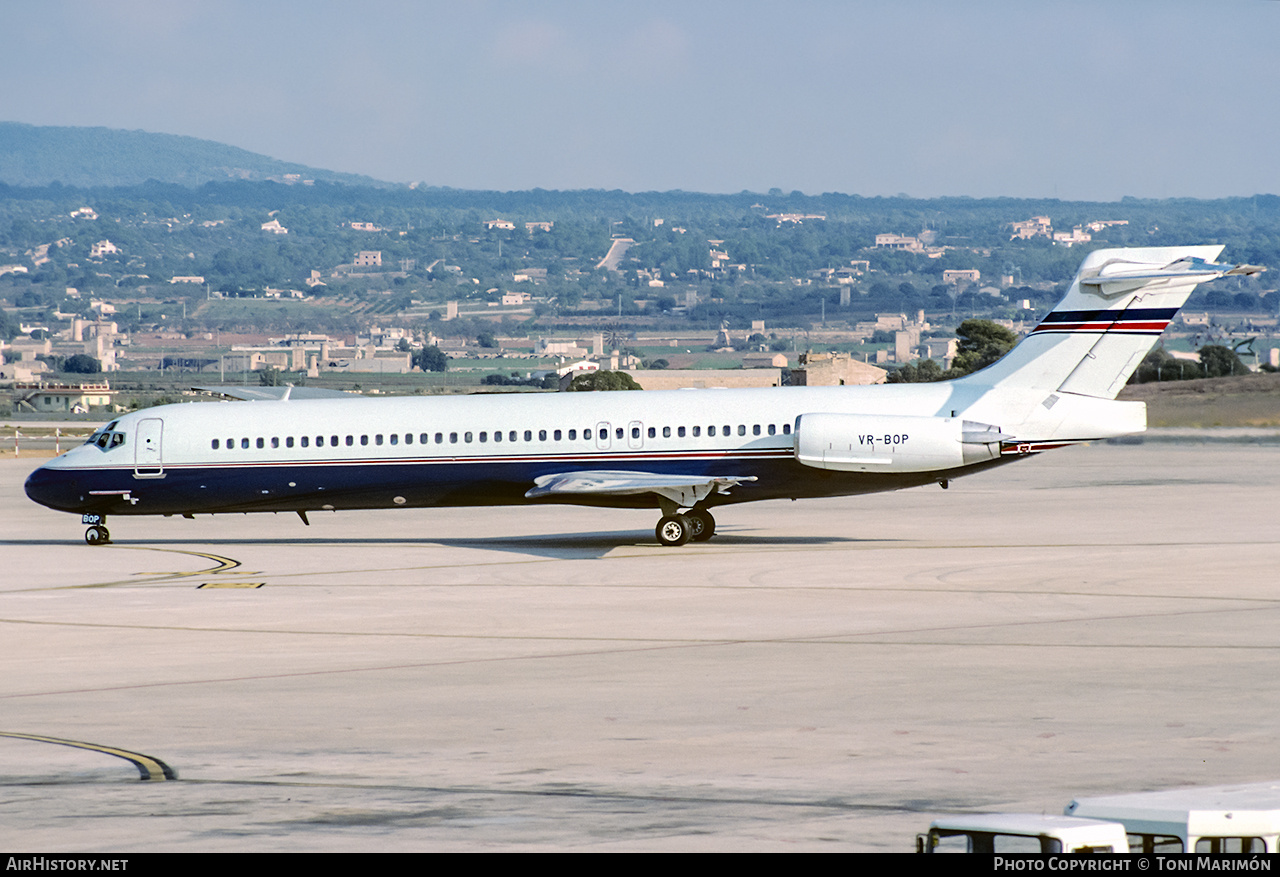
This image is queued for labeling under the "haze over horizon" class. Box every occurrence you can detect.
[4,0,1278,201]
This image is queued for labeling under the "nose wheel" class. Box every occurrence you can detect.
[85,524,111,545]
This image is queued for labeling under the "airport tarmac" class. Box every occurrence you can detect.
[2,440,1279,852]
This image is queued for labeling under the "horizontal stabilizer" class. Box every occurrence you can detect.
[1079,256,1265,298]
[526,470,756,507]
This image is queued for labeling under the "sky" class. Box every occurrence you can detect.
[3,0,1278,200]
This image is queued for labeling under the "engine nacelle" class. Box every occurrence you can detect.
[794,413,1006,473]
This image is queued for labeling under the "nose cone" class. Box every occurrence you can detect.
[24,464,82,513]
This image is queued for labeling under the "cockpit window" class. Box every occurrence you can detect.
[89,426,127,452]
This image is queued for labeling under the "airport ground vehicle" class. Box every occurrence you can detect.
[1067,782,1280,853]
[916,813,1130,853]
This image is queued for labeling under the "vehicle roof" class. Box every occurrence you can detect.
[1067,782,1280,837]
[930,813,1129,840]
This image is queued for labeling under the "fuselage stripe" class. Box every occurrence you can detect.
[60,447,799,473]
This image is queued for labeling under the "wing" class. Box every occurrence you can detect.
[525,470,756,508]
[191,385,357,401]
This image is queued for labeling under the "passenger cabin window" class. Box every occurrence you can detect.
[538,430,547,441]
[241,438,250,449]
[212,439,220,450]
[1128,835,1184,854]
[301,437,310,448]
[391,434,399,445]
[286,437,294,448]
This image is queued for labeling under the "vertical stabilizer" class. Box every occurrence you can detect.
[956,245,1259,399]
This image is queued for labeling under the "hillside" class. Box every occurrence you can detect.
[1118,373,1280,428]
[0,122,393,189]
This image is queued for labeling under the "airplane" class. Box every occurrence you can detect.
[24,245,1263,547]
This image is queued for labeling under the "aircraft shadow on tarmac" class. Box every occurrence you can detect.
[1,532,890,561]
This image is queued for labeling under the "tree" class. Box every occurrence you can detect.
[258,366,284,386]
[414,345,448,372]
[566,370,642,391]
[1131,348,1202,383]
[947,319,1017,377]
[476,330,498,348]
[1198,344,1248,378]
[62,354,102,374]
[887,358,944,383]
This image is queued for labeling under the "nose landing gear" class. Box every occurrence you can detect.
[82,514,110,545]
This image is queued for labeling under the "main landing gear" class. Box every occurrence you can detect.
[655,508,716,547]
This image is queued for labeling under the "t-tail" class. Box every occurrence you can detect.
[951,246,1263,449]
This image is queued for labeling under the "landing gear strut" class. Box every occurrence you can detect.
[654,507,716,547]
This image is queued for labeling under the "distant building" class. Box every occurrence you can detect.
[943,269,981,285]
[789,353,887,386]
[484,219,516,231]
[874,233,924,252]
[767,213,827,224]
[261,219,288,234]
[1010,216,1052,240]
[170,275,205,285]
[1053,227,1092,246]
[623,369,783,390]
[353,251,383,268]
[1085,219,1129,233]
[13,381,116,414]
[525,221,554,232]
[742,353,789,369]
[89,240,120,258]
